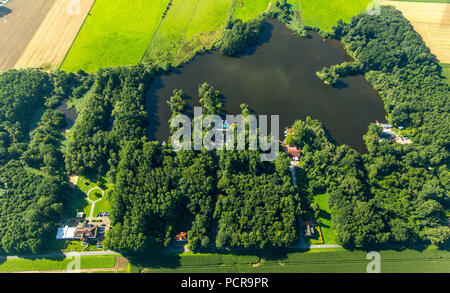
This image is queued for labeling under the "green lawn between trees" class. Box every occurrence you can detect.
[130,248,450,273]
[0,255,116,272]
[308,193,337,245]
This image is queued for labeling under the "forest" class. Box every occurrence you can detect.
[291,6,450,248]
[0,69,82,254]
[104,84,301,252]
[0,6,448,254]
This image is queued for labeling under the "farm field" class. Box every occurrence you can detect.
[232,0,301,22]
[0,255,116,272]
[142,0,233,65]
[130,248,450,273]
[382,1,450,63]
[394,0,449,3]
[0,0,55,71]
[233,0,273,21]
[299,0,371,31]
[61,0,170,72]
[13,0,95,71]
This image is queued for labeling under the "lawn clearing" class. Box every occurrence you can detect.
[131,249,450,273]
[61,0,170,72]
[299,0,371,31]
[0,255,116,272]
[93,190,112,216]
[312,193,336,245]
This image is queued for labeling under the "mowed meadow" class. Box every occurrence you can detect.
[142,0,233,65]
[61,0,379,72]
[299,0,372,31]
[61,0,171,72]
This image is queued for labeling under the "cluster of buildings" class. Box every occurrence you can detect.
[56,213,99,243]
[376,121,412,144]
[282,128,301,165]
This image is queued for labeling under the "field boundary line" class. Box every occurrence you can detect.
[177,0,202,45]
[228,0,239,21]
[58,0,97,70]
[140,0,173,64]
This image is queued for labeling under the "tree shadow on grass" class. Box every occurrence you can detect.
[126,253,181,272]
[65,187,89,217]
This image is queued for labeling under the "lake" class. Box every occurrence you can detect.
[146,20,387,153]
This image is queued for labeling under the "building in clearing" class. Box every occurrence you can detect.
[56,226,76,240]
[174,232,187,241]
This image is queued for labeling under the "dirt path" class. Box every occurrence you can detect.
[86,186,104,219]
[14,0,95,70]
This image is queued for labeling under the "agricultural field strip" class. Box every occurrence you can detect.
[13,0,95,71]
[0,0,55,70]
[61,0,170,72]
[142,0,233,63]
[143,0,201,60]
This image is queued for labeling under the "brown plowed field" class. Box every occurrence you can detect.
[0,0,55,71]
[14,0,95,71]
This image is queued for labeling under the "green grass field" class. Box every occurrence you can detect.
[232,0,301,22]
[393,0,449,3]
[142,0,232,65]
[233,0,273,21]
[61,0,170,72]
[93,189,112,216]
[299,0,371,31]
[0,255,116,272]
[130,248,450,273]
[312,193,336,245]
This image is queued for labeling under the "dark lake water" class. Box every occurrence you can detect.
[146,20,387,152]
